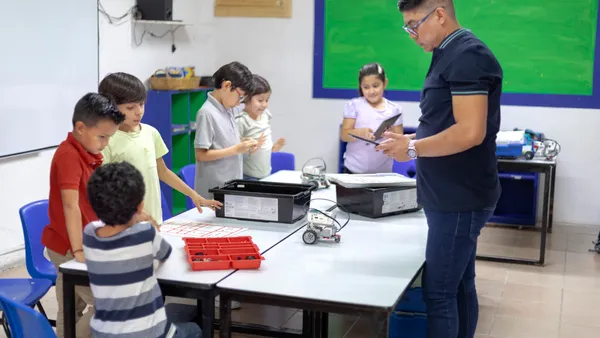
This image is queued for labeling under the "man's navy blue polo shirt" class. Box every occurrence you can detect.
[416,28,503,212]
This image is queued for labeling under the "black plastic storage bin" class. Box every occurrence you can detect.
[209,180,314,223]
[336,184,421,218]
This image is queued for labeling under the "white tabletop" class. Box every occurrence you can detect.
[497,157,556,166]
[60,207,306,287]
[217,218,427,309]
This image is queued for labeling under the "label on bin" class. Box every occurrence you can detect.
[382,189,418,214]
[224,195,279,221]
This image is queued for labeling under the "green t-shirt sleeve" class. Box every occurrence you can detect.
[153,128,169,159]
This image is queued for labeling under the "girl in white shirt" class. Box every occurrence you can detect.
[236,75,286,180]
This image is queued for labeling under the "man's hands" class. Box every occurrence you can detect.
[272,137,286,152]
[236,138,258,154]
[375,131,412,162]
[191,192,223,213]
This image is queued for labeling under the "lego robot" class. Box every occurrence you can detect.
[302,208,341,244]
[300,158,330,190]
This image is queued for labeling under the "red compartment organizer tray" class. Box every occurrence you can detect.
[183,236,264,271]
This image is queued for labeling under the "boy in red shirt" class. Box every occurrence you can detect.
[42,92,125,338]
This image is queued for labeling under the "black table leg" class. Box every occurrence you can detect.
[538,168,551,266]
[203,292,216,338]
[218,293,232,338]
[313,311,322,338]
[63,275,76,338]
[373,312,389,338]
[548,166,556,233]
[321,312,329,338]
[302,310,313,338]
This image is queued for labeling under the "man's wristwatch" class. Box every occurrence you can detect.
[407,140,418,159]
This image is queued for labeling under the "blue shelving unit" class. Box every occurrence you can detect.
[142,88,212,216]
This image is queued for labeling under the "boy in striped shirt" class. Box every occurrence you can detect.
[83,162,201,338]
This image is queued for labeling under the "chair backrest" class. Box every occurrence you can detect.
[179,164,196,210]
[19,200,56,283]
[271,152,295,174]
[161,190,172,220]
[392,159,417,178]
[0,294,57,338]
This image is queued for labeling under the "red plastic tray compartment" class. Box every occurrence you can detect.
[218,248,259,255]
[205,238,230,244]
[187,248,220,256]
[183,238,207,245]
[230,253,264,269]
[228,236,253,244]
[188,254,231,270]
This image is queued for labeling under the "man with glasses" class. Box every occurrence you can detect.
[376,1,503,337]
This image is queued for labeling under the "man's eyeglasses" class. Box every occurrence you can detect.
[403,7,439,36]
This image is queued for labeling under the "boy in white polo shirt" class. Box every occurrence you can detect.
[194,62,257,198]
[99,72,222,224]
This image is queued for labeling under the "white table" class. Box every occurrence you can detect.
[59,207,307,338]
[215,170,428,338]
[217,218,427,338]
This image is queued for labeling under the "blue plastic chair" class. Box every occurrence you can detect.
[0,279,54,337]
[271,152,295,174]
[0,292,56,338]
[19,200,56,285]
[161,190,172,220]
[392,159,417,178]
[179,164,196,210]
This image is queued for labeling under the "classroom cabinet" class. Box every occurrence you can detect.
[142,89,211,216]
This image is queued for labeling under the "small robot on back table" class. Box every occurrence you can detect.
[302,208,341,244]
[300,158,330,190]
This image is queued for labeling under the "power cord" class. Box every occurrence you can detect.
[98,1,180,52]
[301,157,327,173]
[540,138,561,159]
[98,1,135,26]
[303,198,351,231]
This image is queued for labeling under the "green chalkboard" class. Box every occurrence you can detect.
[323,0,598,95]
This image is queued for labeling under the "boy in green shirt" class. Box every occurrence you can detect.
[99,72,222,223]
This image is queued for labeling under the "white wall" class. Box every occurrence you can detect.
[0,0,217,262]
[214,0,598,226]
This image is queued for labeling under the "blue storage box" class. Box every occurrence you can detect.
[489,172,539,226]
[389,313,427,338]
[395,287,426,313]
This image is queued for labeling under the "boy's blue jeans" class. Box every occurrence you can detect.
[422,207,495,338]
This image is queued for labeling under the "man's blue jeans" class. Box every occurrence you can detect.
[423,207,495,338]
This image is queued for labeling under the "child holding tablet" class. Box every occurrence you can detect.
[340,62,403,174]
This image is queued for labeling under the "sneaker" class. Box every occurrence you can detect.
[215,295,241,310]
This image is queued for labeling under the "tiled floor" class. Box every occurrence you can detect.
[1,223,599,338]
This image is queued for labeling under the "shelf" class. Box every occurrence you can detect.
[133,20,191,26]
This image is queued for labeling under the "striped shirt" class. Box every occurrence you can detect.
[83,221,175,338]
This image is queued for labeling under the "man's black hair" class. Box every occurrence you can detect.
[87,162,145,226]
[398,0,453,14]
[72,93,126,128]
[244,74,271,103]
[212,61,253,93]
[99,72,147,105]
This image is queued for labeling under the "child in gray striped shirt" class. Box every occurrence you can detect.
[83,162,201,338]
